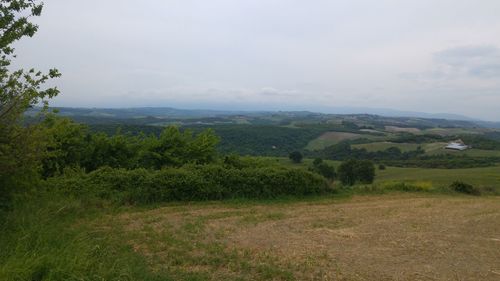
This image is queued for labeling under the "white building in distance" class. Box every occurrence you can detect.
[445,139,469,151]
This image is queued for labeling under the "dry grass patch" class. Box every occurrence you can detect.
[114,195,500,280]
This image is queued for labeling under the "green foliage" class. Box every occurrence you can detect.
[459,135,500,150]
[338,159,375,186]
[309,158,336,181]
[383,182,433,192]
[41,116,89,177]
[337,160,356,186]
[384,155,500,169]
[378,164,386,170]
[0,0,61,124]
[390,133,447,144]
[138,126,219,169]
[288,151,303,163]
[191,125,326,156]
[38,117,220,176]
[314,139,500,169]
[50,165,331,205]
[0,190,171,281]
[450,181,480,196]
[0,0,60,204]
[313,140,425,161]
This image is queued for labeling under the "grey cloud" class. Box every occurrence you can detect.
[433,45,500,77]
[11,0,500,120]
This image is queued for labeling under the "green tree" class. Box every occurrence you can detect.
[337,160,357,186]
[310,159,336,181]
[337,159,375,186]
[0,0,60,201]
[289,151,303,163]
[41,116,88,177]
[354,160,375,184]
[313,158,323,166]
[138,126,219,169]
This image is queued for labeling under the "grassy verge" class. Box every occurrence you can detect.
[0,192,167,281]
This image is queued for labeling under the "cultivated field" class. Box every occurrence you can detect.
[384,126,421,134]
[114,194,500,280]
[306,132,379,150]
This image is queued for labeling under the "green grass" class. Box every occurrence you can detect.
[1,176,498,280]
[351,142,421,152]
[424,145,500,157]
[349,141,500,158]
[423,128,483,136]
[306,132,381,151]
[264,156,341,169]
[2,156,499,281]
[0,190,336,281]
[257,156,500,193]
[376,165,500,189]
[0,193,169,281]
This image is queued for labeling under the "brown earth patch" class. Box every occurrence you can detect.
[116,195,500,280]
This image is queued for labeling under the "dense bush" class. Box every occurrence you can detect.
[450,181,481,196]
[50,165,331,204]
[289,151,303,163]
[309,158,336,181]
[338,160,375,186]
[39,117,220,177]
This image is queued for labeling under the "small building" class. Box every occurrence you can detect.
[445,139,469,151]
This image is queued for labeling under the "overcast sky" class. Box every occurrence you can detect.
[12,0,500,120]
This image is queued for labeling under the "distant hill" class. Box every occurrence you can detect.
[26,106,500,129]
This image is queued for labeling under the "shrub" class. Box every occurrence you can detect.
[378,164,386,170]
[355,160,375,184]
[338,160,375,186]
[51,165,331,204]
[309,159,336,181]
[289,151,303,163]
[383,182,432,192]
[450,181,480,196]
[313,158,323,166]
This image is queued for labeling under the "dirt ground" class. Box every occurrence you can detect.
[118,194,500,280]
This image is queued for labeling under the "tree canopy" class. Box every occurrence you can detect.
[0,0,60,201]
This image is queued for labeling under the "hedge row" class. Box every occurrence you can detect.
[48,165,331,204]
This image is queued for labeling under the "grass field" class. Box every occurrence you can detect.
[423,128,483,136]
[264,156,500,191]
[349,141,500,158]
[384,126,421,134]
[3,156,500,280]
[423,145,500,157]
[306,132,381,151]
[2,179,500,280]
[376,165,500,188]
[103,195,500,280]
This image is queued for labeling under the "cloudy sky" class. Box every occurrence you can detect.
[12,0,500,120]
